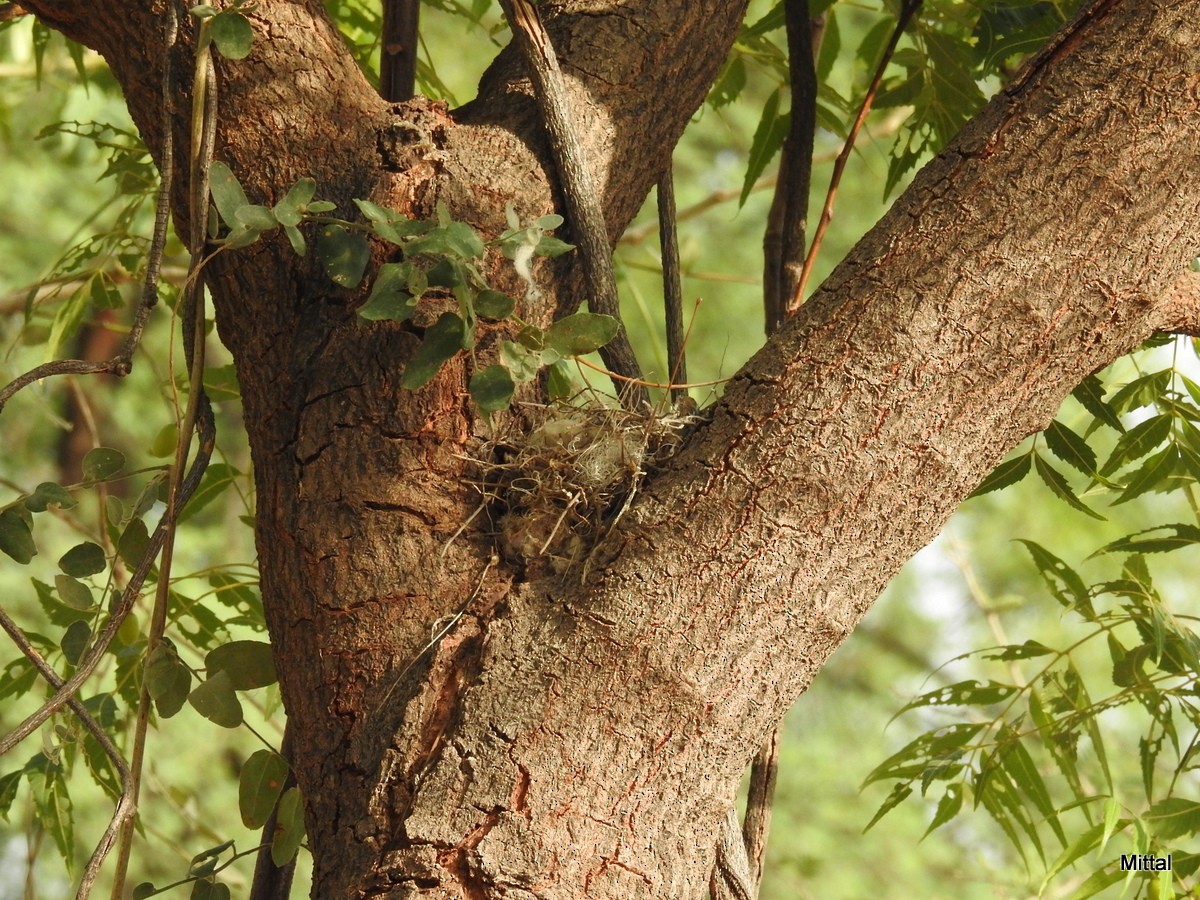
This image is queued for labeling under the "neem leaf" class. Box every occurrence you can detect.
[968,452,1031,498]
[188,669,244,728]
[1043,420,1097,476]
[239,749,289,829]
[59,541,106,577]
[316,224,370,289]
[206,640,277,690]
[401,313,467,390]
[0,509,35,564]
[207,161,250,228]
[209,11,253,60]
[740,88,787,207]
[545,312,619,356]
[469,366,515,413]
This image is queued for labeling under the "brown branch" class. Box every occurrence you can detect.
[788,0,922,313]
[764,0,820,334]
[498,0,647,408]
[657,166,687,401]
[1153,268,1200,336]
[379,0,419,102]
[0,2,27,22]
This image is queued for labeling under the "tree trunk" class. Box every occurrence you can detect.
[24,0,1200,896]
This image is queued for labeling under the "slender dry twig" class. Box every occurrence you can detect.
[788,0,923,313]
[111,13,220,894]
[498,0,646,408]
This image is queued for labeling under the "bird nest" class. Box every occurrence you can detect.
[471,400,700,574]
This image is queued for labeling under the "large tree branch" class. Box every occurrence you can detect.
[380,1,1200,893]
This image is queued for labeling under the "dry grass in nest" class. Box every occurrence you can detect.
[469,399,701,573]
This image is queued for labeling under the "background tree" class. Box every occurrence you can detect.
[2,0,1200,898]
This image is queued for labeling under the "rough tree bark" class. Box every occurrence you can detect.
[21,0,1200,896]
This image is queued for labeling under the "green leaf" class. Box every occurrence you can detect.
[1093,523,1200,557]
[0,769,24,820]
[545,312,619,356]
[82,447,126,481]
[30,763,73,870]
[863,782,913,833]
[897,680,1017,714]
[60,619,91,666]
[145,643,192,719]
[207,161,251,229]
[0,509,37,564]
[272,177,317,226]
[239,749,289,828]
[475,290,515,320]
[1112,446,1180,506]
[358,263,417,322]
[708,55,746,108]
[271,786,307,866]
[316,224,371,289]
[206,640,277,690]
[234,203,278,231]
[117,517,151,570]
[178,463,239,524]
[1033,455,1104,519]
[1108,370,1172,413]
[203,364,242,402]
[922,783,963,839]
[469,366,515,413]
[24,482,76,513]
[59,541,106,577]
[54,574,94,611]
[282,223,306,256]
[973,2,1062,73]
[1100,414,1172,475]
[1017,540,1095,618]
[499,340,541,384]
[132,884,157,900]
[406,220,485,261]
[740,88,787,207]
[982,640,1053,661]
[354,199,432,244]
[996,726,1065,846]
[547,360,575,399]
[968,452,1031,498]
[1072,375,1124,433]
[209,10,253,59]
[1147,797,1200,840]
[189,669,244,728]
[401,313,467,390]
[1043,420,1097,476]
[191,880,232,900]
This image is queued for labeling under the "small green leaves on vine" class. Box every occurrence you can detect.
[203,163,610,412]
